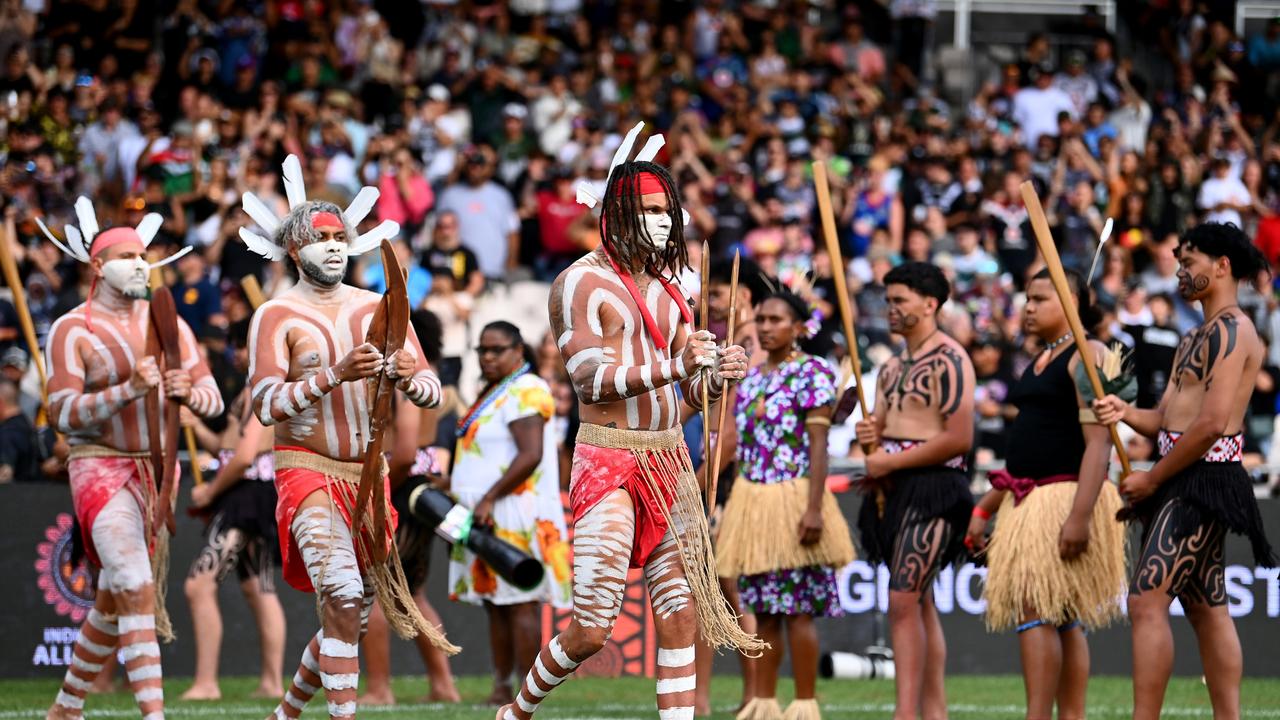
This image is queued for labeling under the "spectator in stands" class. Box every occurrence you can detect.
[1198,156,1252,228]
[436,147,520,280]
[423,210,485,297]
[0,376,42,482]
[1014,66,1076,148]
[172,247,224,337]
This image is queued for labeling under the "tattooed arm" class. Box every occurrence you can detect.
[1061,341,1112,560]
[46,316,158,433]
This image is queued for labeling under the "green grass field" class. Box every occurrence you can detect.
[0,675,1278,718]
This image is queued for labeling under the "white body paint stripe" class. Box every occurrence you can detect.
[321,672,361,690]
[120,642,161,661]
[126,663,163,681]
[328,700,357,717]
[655,675,696,694]
[285,691,307,710]
[71,655,104,673]
[550,637,579,670]
[657,646,696,667]
[133,687,164,702]
[659,706,696,720]
[320,638,360,658]
[54,691,85,710]
[117,615,155,633]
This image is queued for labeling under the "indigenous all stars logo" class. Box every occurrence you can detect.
[35,513,95,622]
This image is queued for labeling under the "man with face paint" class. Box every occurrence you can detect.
[500,148,764,720]
[1094,223,1276,720]
[43,211,224,720]
[244,197,455,720]
[853,261,975,720]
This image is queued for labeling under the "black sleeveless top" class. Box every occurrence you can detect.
[1005,346,1085,479]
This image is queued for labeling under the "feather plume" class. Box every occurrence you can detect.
[344,186,379,227]
[348,220,399,256]
[241,192,281,234]
[575,183,600,209]
[281,154,307,209]
[74,197,99,243]
[607,122,645,182]
[147,244,193,270]
[135,213,163,247]
[1086,217,1114,285]
[238,227,286,261]
[35,217,88,263]
[635,134,665,162]
[66,226,87,261]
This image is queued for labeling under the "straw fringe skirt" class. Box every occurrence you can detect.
[984,480,1127,632]
[716,476,855,578]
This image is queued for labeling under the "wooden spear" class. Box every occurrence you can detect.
[708,249,740,510]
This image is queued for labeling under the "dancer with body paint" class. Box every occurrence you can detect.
[716,290,855,720]
[40,199,223,720]
[854,261,975,720]
[500,123,764,720]
[965,268,1126,720]
[240,156,457,720]
[1093,223,1276,720]
[181,319,286,702]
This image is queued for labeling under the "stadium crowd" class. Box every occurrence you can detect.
[1,0,1280,490]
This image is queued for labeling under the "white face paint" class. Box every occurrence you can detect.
[100,257,150,299]
[639,212,673,249]
[298,240,348,287]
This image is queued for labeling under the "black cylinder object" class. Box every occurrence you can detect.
[407,484,546,591]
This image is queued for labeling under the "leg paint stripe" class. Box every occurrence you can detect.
[125,663,163,681]
[656,646,695,667]
[327,701,357,717]
[285,691,307,710]
[76,634,113,657]
[301,645,320,672]
[143,713,165,720]
[134,687,164,703]
[504,710,520,720]
[71,655,104,673]
[274,708,289,720]
[320,672,361,691]
[87,610,119,635]
[517,694,538,714]
[319,637,359,658]
[549,637,579,671]
[659,707,695,720]
[292,674,318,695]
[120,642,161,662]
[63,674,93,692]
[54,691,85,710]
[117,615,156,633]
[655,675,696,695]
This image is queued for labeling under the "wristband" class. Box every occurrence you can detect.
[972,505,992,521]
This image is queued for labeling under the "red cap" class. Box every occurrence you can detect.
[90,227,145,258]
[311,211,344,231]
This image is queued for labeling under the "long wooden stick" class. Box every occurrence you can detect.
[148,268,207,485]
[699,240,713,497]
[813,162,872,430]
[708,250,740,510]
[0,216,49,399]
[1020,181,1132,477]
[240,274,266,310]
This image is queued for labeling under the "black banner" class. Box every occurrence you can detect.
[2,484,1277,679]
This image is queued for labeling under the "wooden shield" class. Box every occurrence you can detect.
[146,286,182,536]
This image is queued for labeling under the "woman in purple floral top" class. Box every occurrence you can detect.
[716,292,856,720]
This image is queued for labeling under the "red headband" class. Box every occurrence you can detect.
[312,211,344,231]
[90,227,145,258]
[611,171,667,197]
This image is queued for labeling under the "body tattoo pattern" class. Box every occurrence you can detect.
[1172,312,1238,392]
[887,509,952,594]
[1131,498,1227,606]
[878,344,967,419]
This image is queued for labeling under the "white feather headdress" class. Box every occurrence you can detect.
[238,154,400,261]
[575,121,692,228]
[35,196,192,270]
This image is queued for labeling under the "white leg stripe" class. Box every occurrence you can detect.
[87,610,118,635]
[274,708,288,720]
[120,642,161,662]
[655,675,697,694]
[143,712,165,720]
[321,672,360,690]
[517,694,538,714]
[71,655,104,673]
[659,707,695,720]
[293,674,318,695]
[134,687,164,703]
[64,674,93,692]
[657,646,695,667]
[76,634,113,657]
[319,638,359,658]
[549,637,579,670]
[301,644,320,672]
[118,615,156,633]
[328,701,357,717]
[126,663,163,681]
[504,709,520,720]
[526,680,550,699]
[534,657,566,689]
[54,690,85,710]
[285,691,307,710]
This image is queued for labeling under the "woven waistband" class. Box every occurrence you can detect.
[576,423,684,451]
[275,448,366,483]
[68,443,150,460]
[1158,429,1243,463]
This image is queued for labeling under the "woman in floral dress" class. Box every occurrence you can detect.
[716,292,856,720]
[447,321,572,706]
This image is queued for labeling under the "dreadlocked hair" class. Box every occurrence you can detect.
[1180,222,1271,281]
[600,160,688,281]
[273,199,356,280]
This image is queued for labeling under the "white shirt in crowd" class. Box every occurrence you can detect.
[1012,84,1076,148]
[1198,173,1251,228]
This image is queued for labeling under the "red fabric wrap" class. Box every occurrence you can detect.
[988,469,1077,506]
[311,211,343,231]
[611,171,667,197]
[600,244,692,351]
[68,454,162,567]
[569,442,676,569]
[273,445,399,593]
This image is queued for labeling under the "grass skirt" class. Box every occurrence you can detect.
[984,481,1127,631]
[1126,461,1276,568]
[716,476,855,578]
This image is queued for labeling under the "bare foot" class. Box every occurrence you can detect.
[180,684,222,701]
[695,702,712,717]
[486,684,514,707]
[357,692,397,707]
[249,684,284,699]
[425,687,462,704]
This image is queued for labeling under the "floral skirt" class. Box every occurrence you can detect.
[738,565,845,617]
